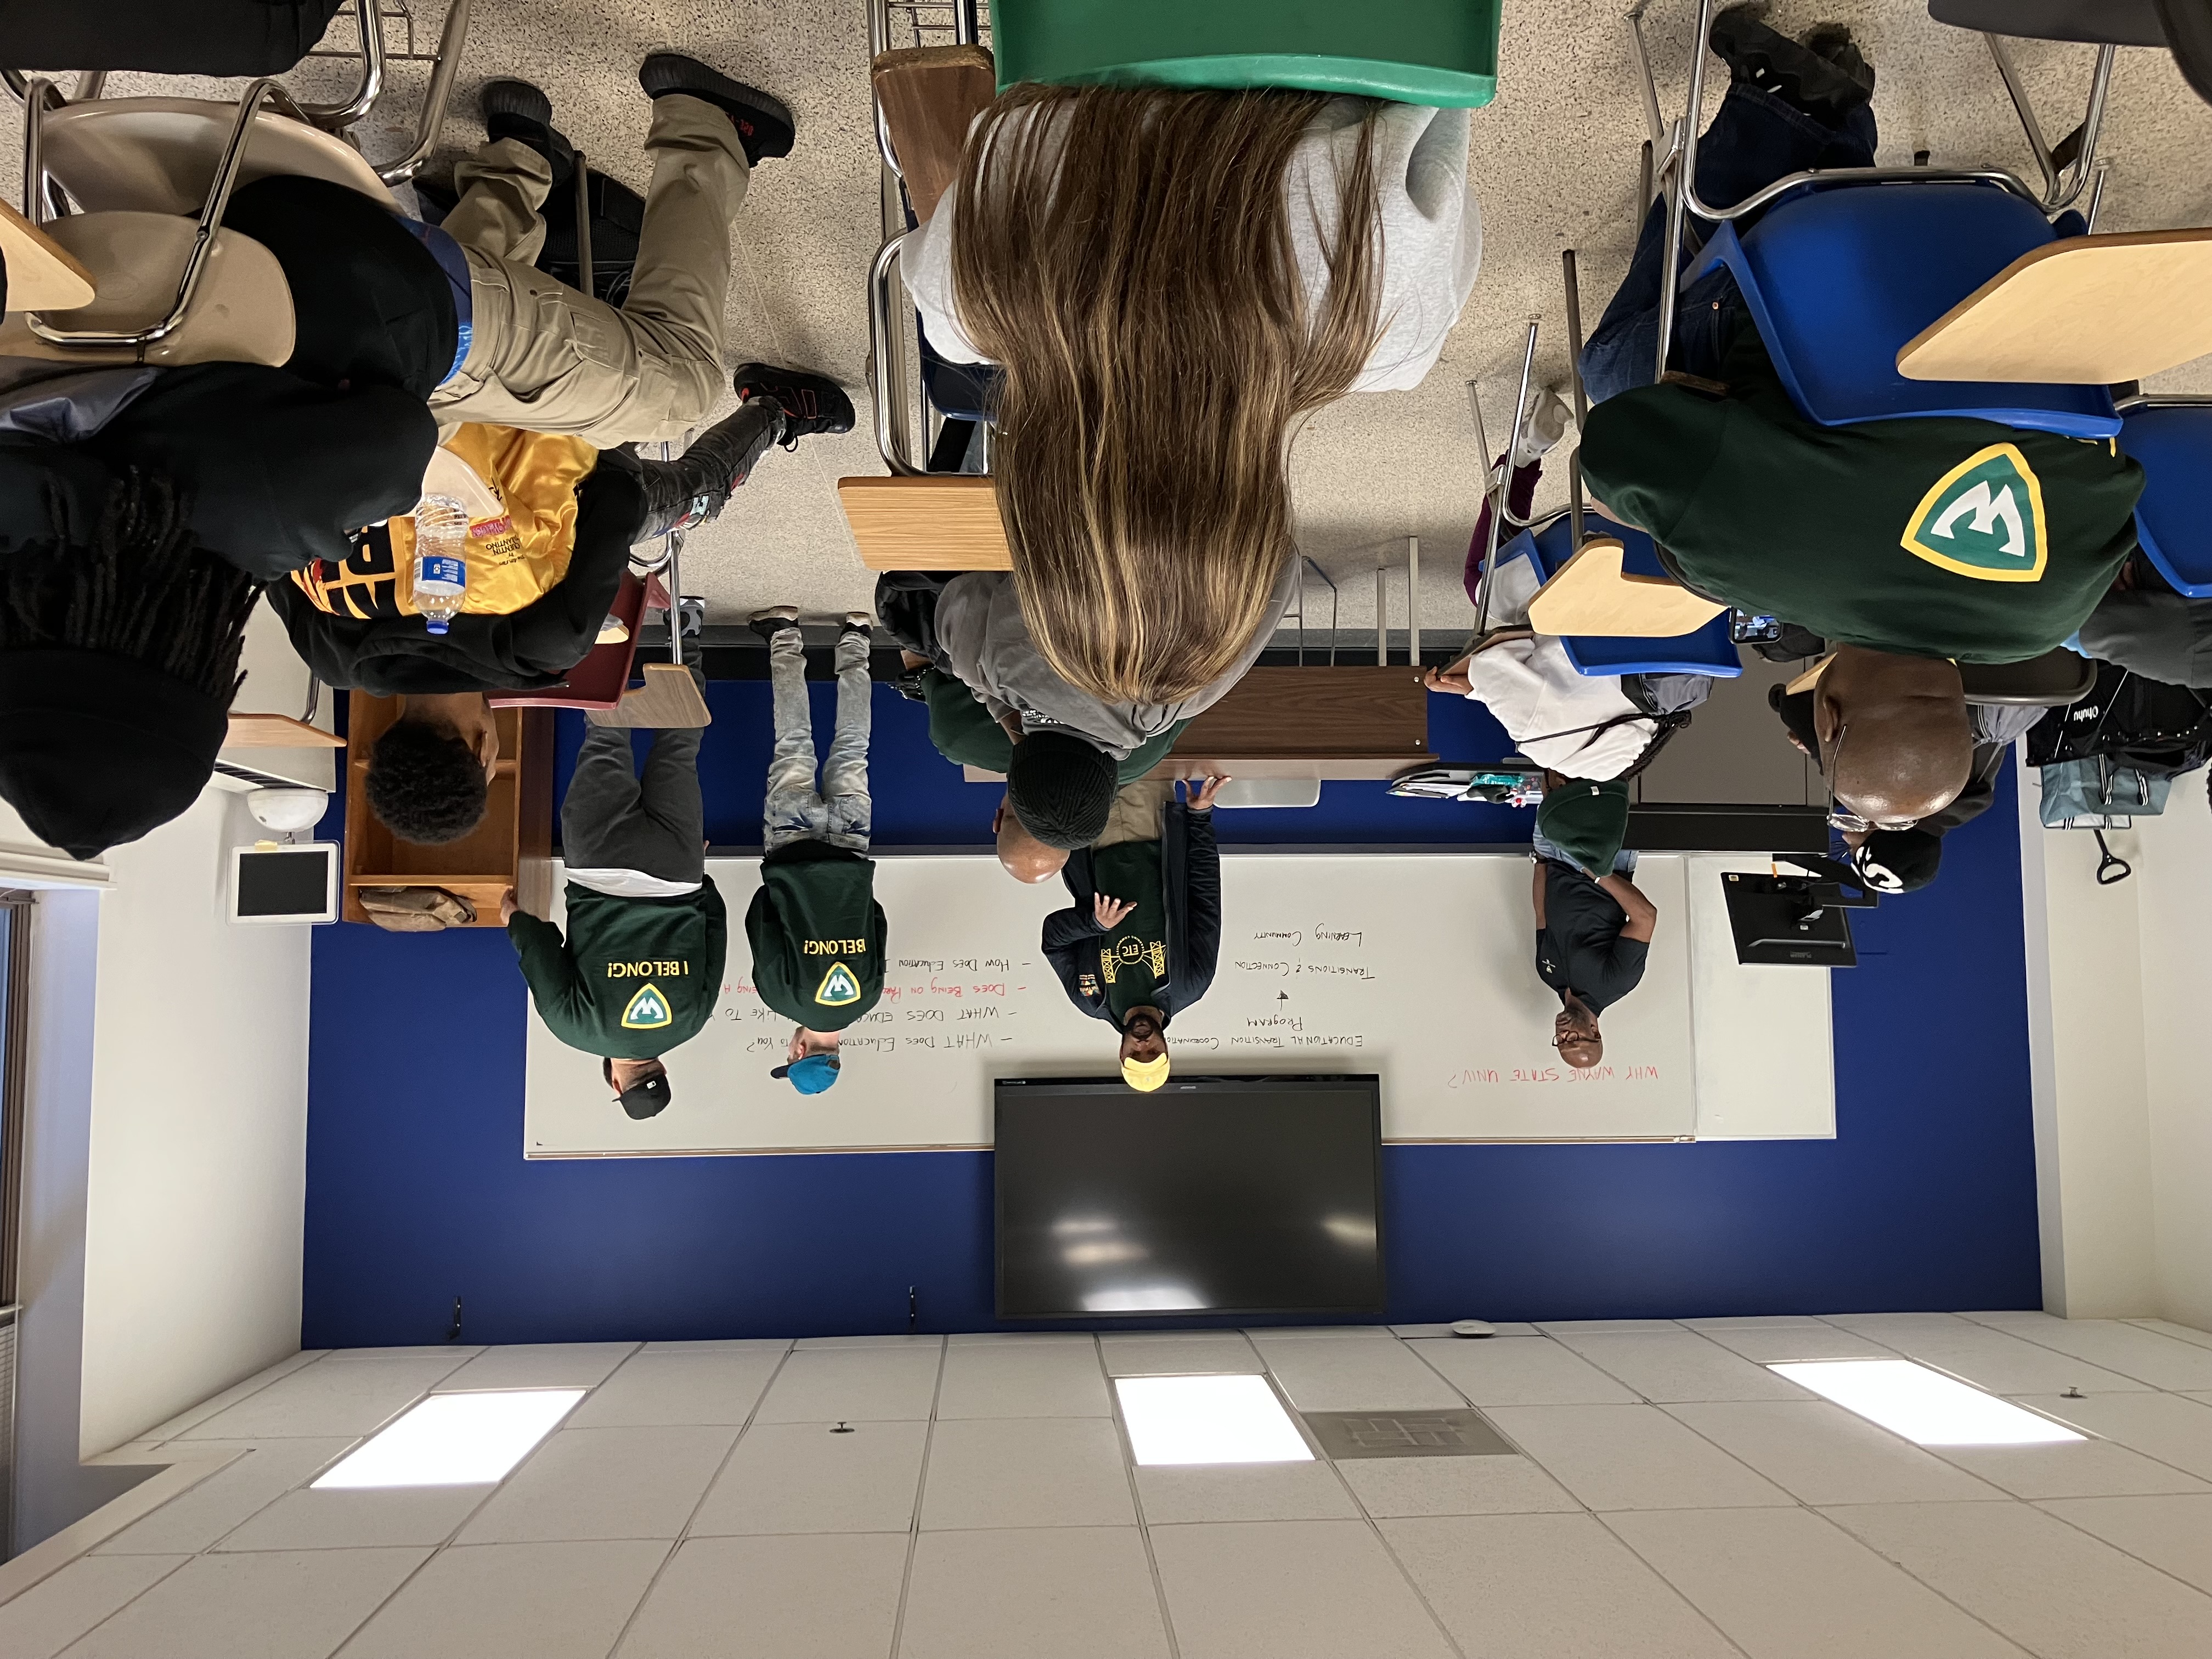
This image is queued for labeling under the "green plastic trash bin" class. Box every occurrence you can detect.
[990,0,1504,108]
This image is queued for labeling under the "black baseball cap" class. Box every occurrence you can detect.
[602,1058,672,1119]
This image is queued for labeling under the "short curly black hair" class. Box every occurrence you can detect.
[364,718,488,845]
[1006,730,1115,850]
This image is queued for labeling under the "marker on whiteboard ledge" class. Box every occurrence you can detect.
[1451,1319,1497,1339]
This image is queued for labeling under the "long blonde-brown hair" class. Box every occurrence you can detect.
[950,83,1383,703]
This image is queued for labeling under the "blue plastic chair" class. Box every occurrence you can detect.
[1683,182,2121,441]
[1501,515,1743,679]
[2120,403,2212,597]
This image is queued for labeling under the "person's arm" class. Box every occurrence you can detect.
[1577,380,1732,558]
[93,364,436,578]
[1041,897,1114,954]
[1598,873,1658,944]
[505,910,591,1023]
[1532,858,1548,929]
[1176,798,1223,1003]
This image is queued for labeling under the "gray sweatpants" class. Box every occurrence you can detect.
[764,629,872,852]
[562,713,708,884]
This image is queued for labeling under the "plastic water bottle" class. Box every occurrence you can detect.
[411,493,469,635]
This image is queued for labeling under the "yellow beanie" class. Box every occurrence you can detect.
[1121,1054,1171,1092]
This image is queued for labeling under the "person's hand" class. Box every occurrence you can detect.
[997,712,1026,744]
[1423,656,1474,696]
[1094,894,1136,929]
[499,887,518,924]
[901,650,932,670]
[1188,774,1231,813]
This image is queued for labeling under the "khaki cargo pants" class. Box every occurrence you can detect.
[430,93,749,449]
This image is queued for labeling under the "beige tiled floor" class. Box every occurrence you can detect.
[10,1319,2212,1657]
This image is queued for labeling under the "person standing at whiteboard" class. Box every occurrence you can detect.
[1531,778,1656,1069]
[743,607,888,1096]
[1041,776,1228,1091]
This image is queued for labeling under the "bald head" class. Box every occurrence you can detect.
[994,796,1070,884]
[1815,647,1972,825]
[1554,996,1602,1071]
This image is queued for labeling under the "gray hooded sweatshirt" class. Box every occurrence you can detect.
[933,560,1301,760]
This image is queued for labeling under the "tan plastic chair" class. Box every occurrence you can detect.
[38,95,396,215]
[1525,538,1730,639]
[0,211,295,367]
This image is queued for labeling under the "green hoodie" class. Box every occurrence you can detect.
[507,881,727,1058]
[1579,326,2142,664]
[744,844,888,1030]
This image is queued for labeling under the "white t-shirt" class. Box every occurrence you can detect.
[1458,554,1656,781]
[900,100,1479,394]
[563,868,702,900]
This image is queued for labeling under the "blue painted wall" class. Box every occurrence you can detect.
[302,683,2039,1346]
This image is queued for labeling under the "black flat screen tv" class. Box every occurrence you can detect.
[994,1075,1385,1321]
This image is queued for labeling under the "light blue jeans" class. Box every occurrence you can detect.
[1531,828,1637,881]
[764,628,872,852]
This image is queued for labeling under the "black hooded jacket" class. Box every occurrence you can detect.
[1041,800,1221,1024]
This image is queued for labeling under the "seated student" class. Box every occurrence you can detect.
[926,566,1288,850]
[1425,551,1714,780]
[1041,776,1227,1092]
[900,84,1478,706]
[1574,8,2143,832]
[1768,667,2040,893]
[744,608,888,1096]
[0,53,798,851]
[268,368,851,698]
[501,671,724,1120]
[1531,778,1656,1068]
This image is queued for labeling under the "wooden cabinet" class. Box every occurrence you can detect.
[341,694,555,928]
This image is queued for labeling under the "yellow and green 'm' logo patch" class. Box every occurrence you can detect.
[814,962,862,1007]
[620,983,672,1029]
[1901,443,2047,582]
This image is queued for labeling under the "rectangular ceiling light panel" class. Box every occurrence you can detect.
[1115,1374,1315,1466]
[313,1389,586,1488]
[1770,1359,2085,1446]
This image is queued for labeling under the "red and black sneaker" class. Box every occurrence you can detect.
[637,53,794,166]
[731,363,856,450]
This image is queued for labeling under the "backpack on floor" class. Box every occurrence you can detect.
[2038,756,2172,826]
[2026,661,2212,778]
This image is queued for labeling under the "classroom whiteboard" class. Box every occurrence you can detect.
[522,853,1833,1156]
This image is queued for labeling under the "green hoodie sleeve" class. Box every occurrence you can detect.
[700,876,729,995]
[506,911,591,1028]
[923,668,1015,771]
[1577,381,1734,547]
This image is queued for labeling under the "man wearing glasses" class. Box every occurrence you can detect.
[1531,778,1657,1071]
[1575,6,2144,834]
[1769,661,2043,891]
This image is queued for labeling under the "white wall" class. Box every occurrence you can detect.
[2131,782,2212,1331]
[75,789,312,1457]
[2018,759,2212,1323]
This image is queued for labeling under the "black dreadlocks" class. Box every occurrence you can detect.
[0,472,262,698]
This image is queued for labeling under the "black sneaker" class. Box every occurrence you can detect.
[749,606,802,645]
[731,363,857,450]
[840,611,873,644]
[1708,2,1872,124]
[1801,22,1876,101]
[481,78,575,186]
[637,54,794,166]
